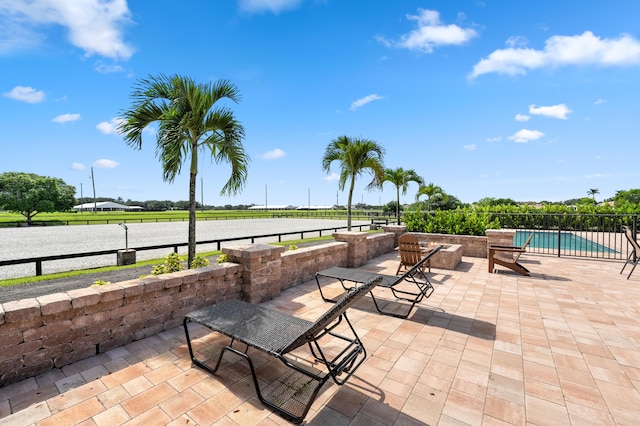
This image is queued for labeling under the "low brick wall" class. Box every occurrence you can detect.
[409,232,489,258]
[0,264,243,386]
[281,242,348,289]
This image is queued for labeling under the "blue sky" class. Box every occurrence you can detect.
[1,0,639,207]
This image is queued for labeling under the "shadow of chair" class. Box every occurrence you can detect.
[620,225,640,279]
[396,233,433,275]
[488,232,534,276]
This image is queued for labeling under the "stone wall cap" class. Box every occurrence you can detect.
[485,229,516,236]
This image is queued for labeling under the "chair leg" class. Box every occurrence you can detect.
[627,260,638,279]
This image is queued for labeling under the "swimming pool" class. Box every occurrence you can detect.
[514,230,618,253]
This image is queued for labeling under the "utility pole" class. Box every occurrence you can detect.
[201,177,204,213]
[265,184,268,210]
[91,167,97,213]
[308,188,310,209]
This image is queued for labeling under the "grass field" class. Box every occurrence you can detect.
[0,209,381,226]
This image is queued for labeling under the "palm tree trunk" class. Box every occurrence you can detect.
[396,187,401,225]
[347,176,355,231]
[188,171,197,268]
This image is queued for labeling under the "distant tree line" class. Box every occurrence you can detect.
[75,197,254,211]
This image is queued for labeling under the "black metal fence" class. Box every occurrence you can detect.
[488,212,637,259]
[0,224,371,278]
[0,211,396,227]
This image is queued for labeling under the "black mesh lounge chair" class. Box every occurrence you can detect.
[315,244,442,319]
[621,225,640,279]
[183,276,381,424]
[488,232,533,276]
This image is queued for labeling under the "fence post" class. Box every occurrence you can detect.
[557,215,562,257]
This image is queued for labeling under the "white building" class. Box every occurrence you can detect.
[72,202,143,212]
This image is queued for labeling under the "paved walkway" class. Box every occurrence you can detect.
[1,252,640,425]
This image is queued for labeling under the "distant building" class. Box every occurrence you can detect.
[72,202,143,212]
[248,205,296,210]
[296,205,335,210]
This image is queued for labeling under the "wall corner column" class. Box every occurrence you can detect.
[332,231,369,267]
[223,244,286,304]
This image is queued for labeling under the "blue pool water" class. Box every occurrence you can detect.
[514,230,617,253]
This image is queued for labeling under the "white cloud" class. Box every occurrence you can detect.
[486,136,502,142]
[464,144,476,151]
[0,0,134,60]
[506,36,528,48]
[470,31,640,78]
[95,62,125,74]
[96,117,124,134]
[3,85,45,103]
[238,0,302,13]
[52,113,80,123]
[261,148,285,160]
[529,103,572,119]
[350,94,384,110]
[93,159,119,169]
[323,173,340,182]
[594,98,606,104]
[515,114,530,122]
[377,9,478,53]
[509,129,544,143]
[71,162,85,170]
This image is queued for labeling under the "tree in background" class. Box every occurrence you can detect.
[382,167,424,224]
[416,183,443,211]
[120,74,249,267]
[322,136,385,230]
[614,189,640,205]
[0,172,75,225]
[430,192,464,210]
[587,188,600,202]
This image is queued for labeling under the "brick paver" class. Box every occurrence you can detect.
[1,252,640,425]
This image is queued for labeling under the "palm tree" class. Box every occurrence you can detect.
[119,74,249,267]
[322,136,385,230]
[587,188,600,202]
[382,167,424,224]
[416,183,443,211]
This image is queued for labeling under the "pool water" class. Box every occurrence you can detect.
[515,230,617,253]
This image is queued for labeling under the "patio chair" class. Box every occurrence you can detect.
[488,232,534,276]
[396,233,431,274]
[315,244,442,318]
[620,225,640,279]
[183,275,382,424]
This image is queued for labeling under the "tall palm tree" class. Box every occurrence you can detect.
[119,74,249,267]
[322,136,385,230]
[416,183,443,211]
[587,188,600,202]
[382,167,424,224]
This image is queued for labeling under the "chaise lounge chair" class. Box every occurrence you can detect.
[315,244,442,319]
[488,232,534,276]
[620,225,640,279]
[183,276,381,424]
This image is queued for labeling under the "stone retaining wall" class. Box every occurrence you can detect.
[0,264,242,386]
[409,232,490,258]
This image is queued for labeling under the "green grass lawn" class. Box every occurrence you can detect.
[0,209,367,226]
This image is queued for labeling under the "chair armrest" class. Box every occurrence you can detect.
[489,247,526,253]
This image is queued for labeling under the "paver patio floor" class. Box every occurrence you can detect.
[1,251,640,425]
